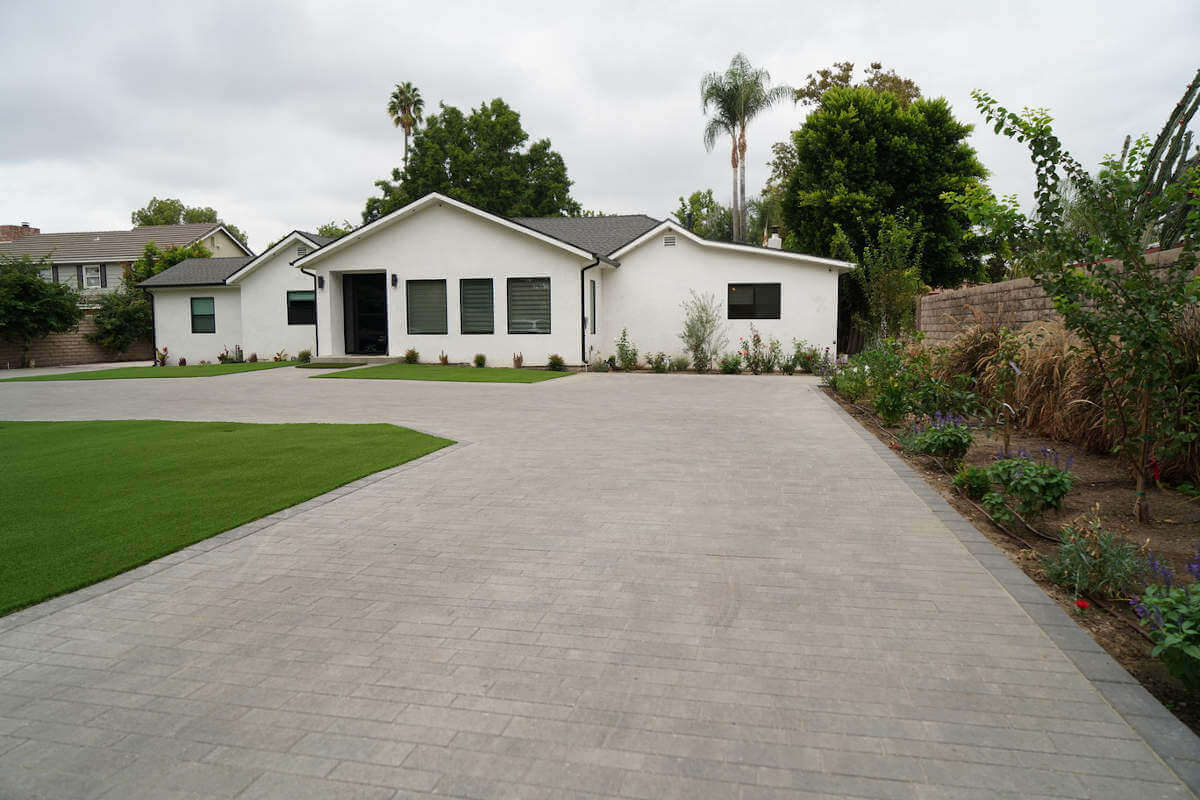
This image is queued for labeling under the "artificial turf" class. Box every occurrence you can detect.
[314,363,571,383]
[0,420,452,615]
[0,361,299,381]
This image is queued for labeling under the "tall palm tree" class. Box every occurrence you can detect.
[702,54,792,242]
[387,82,425,167]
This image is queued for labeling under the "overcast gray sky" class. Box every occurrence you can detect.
[2,0,1197,252]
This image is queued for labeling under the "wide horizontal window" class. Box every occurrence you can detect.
[407,279,447,335]
[728,283,780,320]
[508,277,550,334]
[287,290,316,325]
[191,297,216,334]
[460,278,494,334]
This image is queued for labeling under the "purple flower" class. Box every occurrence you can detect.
[1187,547,1200,582]
[1008,360,1023,375]
[1146,552,1175,588]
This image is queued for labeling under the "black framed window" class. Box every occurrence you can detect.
[406,279,447,334]
[728,283,781,319]
[459,278,494,334]
[589,279,596,334]
[191,297,216,333]
[286,290,316,325]
[507,277,551,334]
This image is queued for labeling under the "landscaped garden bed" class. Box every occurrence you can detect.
[0,420,452,615]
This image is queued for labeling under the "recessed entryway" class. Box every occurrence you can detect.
[342,272,388,355]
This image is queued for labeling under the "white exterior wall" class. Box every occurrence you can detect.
[310,203,591,366]
[598,233,841,361]
[150,287,242,364]
[233,242,316,361]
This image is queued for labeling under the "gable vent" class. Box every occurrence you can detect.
[297,244,310,258]
[663,235,676,247]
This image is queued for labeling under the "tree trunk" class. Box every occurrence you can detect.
[403,130,409,167]
[730,140,740,242]
[1134,384,1152,523]
[738,127,748,243]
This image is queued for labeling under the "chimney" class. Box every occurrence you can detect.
[0,222,39,242]
[766,225,782,250]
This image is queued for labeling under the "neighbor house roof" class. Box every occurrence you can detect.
[297,232,338,247]
[226,231,331,285]
[139,256,254,288]
[511,215,661,257]
[0,223,251,263]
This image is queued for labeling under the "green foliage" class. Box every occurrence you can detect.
[902,419,973,464]
[793,60,921,108]
[718,352,743,374]
[953,464,991,501]
[781,87,986,290]
[0,255,84,365]
[738,325,780,374]
[674,189,732,241]
[839,216,928,344]
[127,241,212,286]
[679,290,727,373]
[297,349,312,363]
[546,353,567,372]
[131,197,248,246]
[1043,509,1145,599]
[984,457,1074,520]
[473,353,486,368]
[87,287,151,353]
[647,352,669,373]
[960,72,1200,521]
[403,348,419,364]
[791,340,827,374]
[364,98,581,223]
[780,355,797,375]
[669,355,690,372]
[315,221,353,239]
[387,81,425,166]
[827,365,867,400]
[1133,583,1200,692]
[615,328,639,371]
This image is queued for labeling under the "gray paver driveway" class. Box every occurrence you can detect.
[0,368,1195,799]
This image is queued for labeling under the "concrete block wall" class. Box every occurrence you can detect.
[0,311,152,369]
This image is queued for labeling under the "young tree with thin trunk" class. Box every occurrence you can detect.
[387,82,425,167]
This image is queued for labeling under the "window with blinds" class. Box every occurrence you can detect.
[459,278,494,334]
[286,290,316,325]
[406,279,447,334]
[507,277,551,334]
[191,297,216,333]
[728,283,781,319]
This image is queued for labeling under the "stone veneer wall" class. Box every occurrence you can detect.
[0,310,152,369]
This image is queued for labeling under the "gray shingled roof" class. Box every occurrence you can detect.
[139,256,253,288]
[511,215,661,256]
[298,232,338,247]
[0,223,228,263]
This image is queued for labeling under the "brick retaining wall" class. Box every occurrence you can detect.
[0,311,152,369]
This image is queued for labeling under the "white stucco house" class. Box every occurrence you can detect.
[141,230,332,363]
[143,192,851,366]
[293,193,851,366]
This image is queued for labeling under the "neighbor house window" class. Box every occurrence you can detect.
[287,290,316,325]
[406,279,447,335]
[191,297,216,333]
[460,278,494,334]
[507,277,551,334]
[83,265,102,289]
[728,283,781,319]
[589,279,596,334]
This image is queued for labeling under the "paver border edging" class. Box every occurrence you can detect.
[816,386,1200,796]
[0,439,472,635]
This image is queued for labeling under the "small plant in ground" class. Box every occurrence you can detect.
[297,349,311,363]
[902,413,973,465]
[669,355,690,372]
[740,325,768,374]
[546,353,566,371]
[512,352,523,369]
[953,464,991,501]
[591,357,610,372]
[155,346,169,367]
[764,337,782,374]
[679,290,727,373]
[780,354,797,375]
[647,352,669,373]
[873,376,909,426]
[438,351,449,365]
[615,328,639,371]
[983,456,1074,521]
[272,350,288,362]
[826,364,868,401]
[718,352,743,374]
[198,359,208,365]
[404,348,419,364]
[1132,548,1200,691]
[177,357,187,367]
[473,353,486,368]
[248,352,258,363]
[1043,506,1146,599]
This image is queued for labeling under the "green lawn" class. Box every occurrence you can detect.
[0,420,452,616]
[1,362,300,381]
[315,363,571,383]
[294,361,368,369]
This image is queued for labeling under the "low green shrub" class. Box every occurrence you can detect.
[616,328,638,371]
[1133,564,1200,692]
[827,365,868,401]
[403,348,419,364]
[473,353,486,368]
[873,378,909,426]
[792,340,826,373]
[647,352,669,373]
[719,352,743,374]
[952,464,991,501]
[902,415,973,464]
[669,355,690,372]
[546,354,567,371]
[987,456,1074,518]
[1043,509,1146,598]
[780,355,797,376]
[297,349,312,364]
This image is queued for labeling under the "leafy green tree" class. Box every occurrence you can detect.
[363,99,581,223]
[131,197,248,246]
[0,255,84,366]
[315,220,354,238]
[674,189,732,241]
[126,241,212,286]
[87,288,151,353]
[952,72,1200,521]
[386,81,425,167]
[781,86,986,288]
[701,53,792,242]
[793,61,921,108]
[834,216,927,343]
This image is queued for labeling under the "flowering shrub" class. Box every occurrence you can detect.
[718,352,743,374]
[827,363,868,401]
[780,355,797,375]
[1043,508,1145,598]
[983,455,1074,521]
[647,352,669,373]
[902,414,973,464]
[615,328,639,371]
[739,326,781,374]
[1132,549,1200,691]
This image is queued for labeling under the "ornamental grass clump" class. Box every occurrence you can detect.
[1043,506,1146,599]
[1131,548,1200,692]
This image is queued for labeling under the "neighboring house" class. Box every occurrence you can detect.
[0,222,252,296]
[141,231,333,362]
[289,193,850,366]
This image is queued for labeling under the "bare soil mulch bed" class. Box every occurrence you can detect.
[827,388,1200,735]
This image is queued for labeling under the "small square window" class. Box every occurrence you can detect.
[728,283,781,320]
[191,297,216,334]
[287,290,316,325]
[507,277,551,334]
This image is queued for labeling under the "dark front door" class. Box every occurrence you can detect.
[343,273,388,355]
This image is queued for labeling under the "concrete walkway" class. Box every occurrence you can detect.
[0,369,1195,799]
